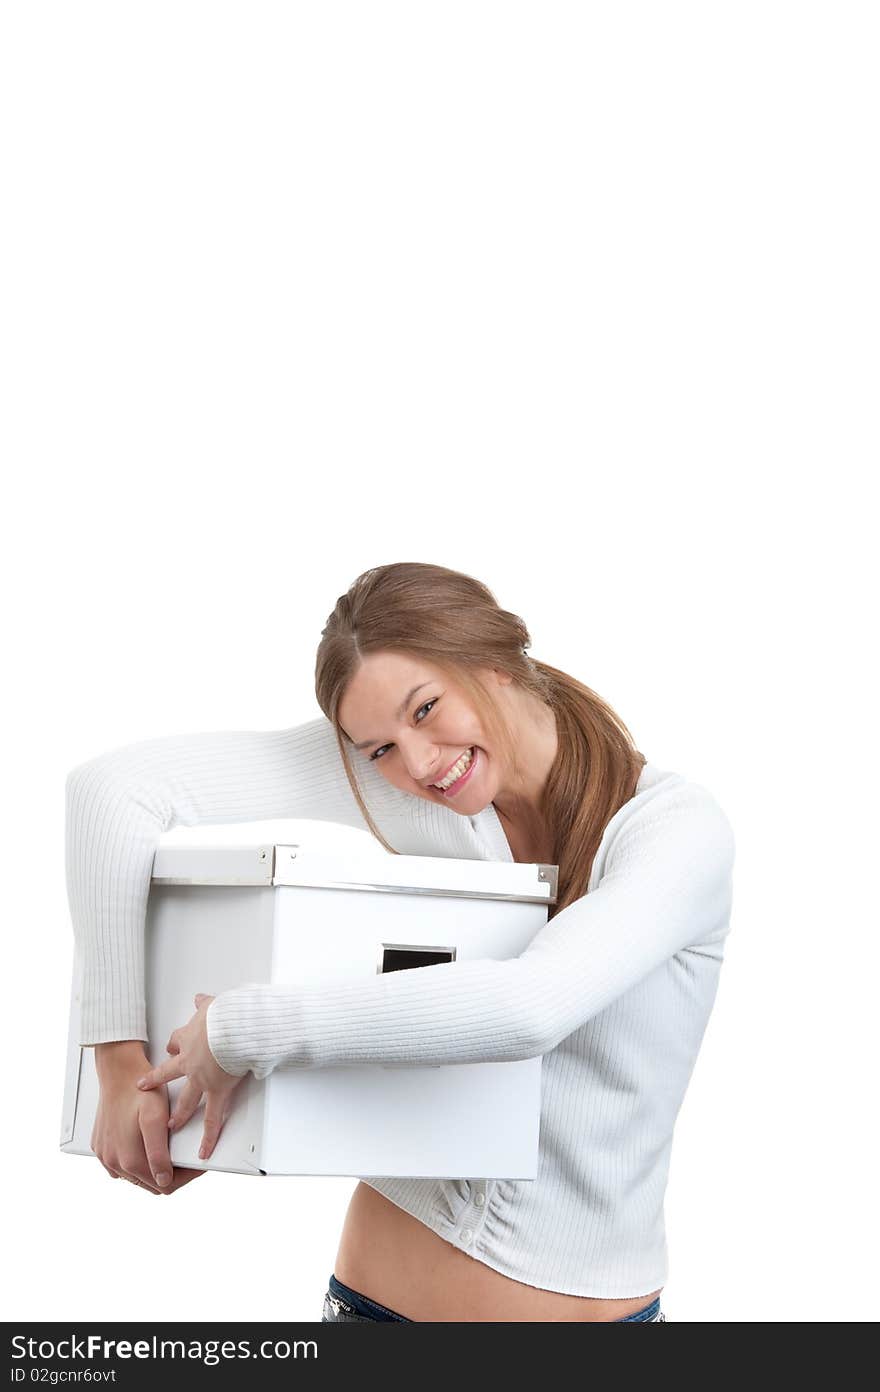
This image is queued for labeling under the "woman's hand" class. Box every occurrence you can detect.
[92,1041,206,1195]
[136,993,246,1160]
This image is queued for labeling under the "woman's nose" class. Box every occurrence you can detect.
[402,743,438,783]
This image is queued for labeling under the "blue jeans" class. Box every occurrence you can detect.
[321,1272,667,1322]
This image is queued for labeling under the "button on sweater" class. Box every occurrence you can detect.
[64,716,735,1299]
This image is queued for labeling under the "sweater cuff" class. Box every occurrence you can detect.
[206,984,305,1079]
[206,990,262,1079]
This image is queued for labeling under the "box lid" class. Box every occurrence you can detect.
[151,842,557,904]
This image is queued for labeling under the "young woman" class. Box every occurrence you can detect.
[67,562,735,1322]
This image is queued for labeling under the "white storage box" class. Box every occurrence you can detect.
[60,842,557,1179]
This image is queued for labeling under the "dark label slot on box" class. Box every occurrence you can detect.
[381,944,457,973]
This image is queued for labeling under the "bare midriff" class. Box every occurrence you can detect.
[333,1182,662,1322]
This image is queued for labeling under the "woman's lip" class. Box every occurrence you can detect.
[435,746,478,795]
[434,749,471,784]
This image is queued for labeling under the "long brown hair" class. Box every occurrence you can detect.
[315,562,646,917]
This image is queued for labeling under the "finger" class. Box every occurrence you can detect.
[168,1077,203,1131]
[199,1093,227,1160]
[119,1165,162,1195]
[137,1057,184,1089]
[166,1034,181,1056]
[139,1107,174,1192]
[98,1160,121,1180]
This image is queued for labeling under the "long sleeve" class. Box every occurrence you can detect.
[64,717,419,1045]
[206,781,736,1078]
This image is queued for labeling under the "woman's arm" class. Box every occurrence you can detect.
[65,716,411,1047]
[205,782,737,1078]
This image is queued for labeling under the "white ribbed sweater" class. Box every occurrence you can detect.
[64,716,735,1299]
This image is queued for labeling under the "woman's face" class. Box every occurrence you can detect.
[338,650,510,814]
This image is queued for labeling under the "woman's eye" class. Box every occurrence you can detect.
[369,699,437,761]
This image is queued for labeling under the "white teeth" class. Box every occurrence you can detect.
[434,748,474,790]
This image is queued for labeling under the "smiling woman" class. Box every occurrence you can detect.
[336,651,560,845]
[320,562,647,921]
[66,560,734,1321]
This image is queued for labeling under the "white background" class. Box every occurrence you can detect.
[3,1,877,1324]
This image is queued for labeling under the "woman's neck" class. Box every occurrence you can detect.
[491,691,558,828]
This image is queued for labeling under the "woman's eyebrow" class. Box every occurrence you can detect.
[352,683,433,750]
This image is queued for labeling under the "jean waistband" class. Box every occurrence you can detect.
[327,1273,663,1323]
[327,1273,410,1321]
[617,1296,661,1321]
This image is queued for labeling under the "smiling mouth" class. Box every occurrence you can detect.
[432,746,476,792]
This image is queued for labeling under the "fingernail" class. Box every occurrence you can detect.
[156,1172,170,1187]
[136,1078,146,1089]
[167,1116,175,1129]
[198,1147,207,1160]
